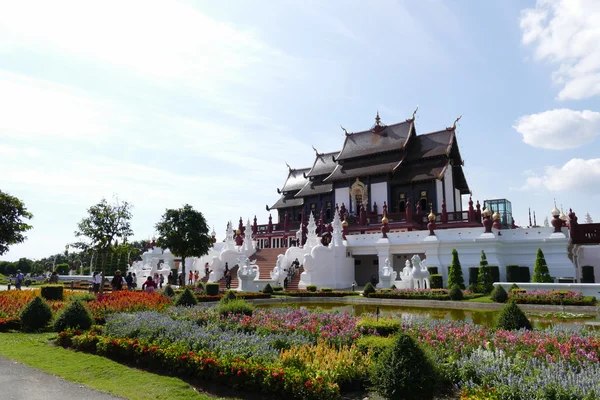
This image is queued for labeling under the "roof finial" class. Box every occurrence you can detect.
[340,125,350,137]
[285,162,292,173]
[411,106,418,121]
[375,111,381,126]
[312,145,321,156]
[450,114,462,130]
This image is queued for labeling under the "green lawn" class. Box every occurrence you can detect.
[463,296,495,303]
[0,333,234,400]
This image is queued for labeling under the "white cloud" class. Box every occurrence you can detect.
[520,0,600,100]
[513,108,600,149]
[520,158,600,192]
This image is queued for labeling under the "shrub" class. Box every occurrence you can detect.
[175,288,198,307]
[320,287,333,292]
[491,285,508,303]
[54,300,93,332]
[68,293,96,302]
[363,282,376,297]
[467,283,479,293]
[370,333,437,400]
[509,283,520,292]
[468,267,479,287]
[506,265,520,282]
[272,286,284,292]
[430,274,443,289]
[448,248,465,290]
[582,265,595,283]
[477,251,493,294]
[357,316,402,337]
[40,285,64,301]
[533,248,553,283]
[262,283,274,294]
[449,284,463,301]
[496,301,531,331]
[20,297,53,332]
[195,281,205,291]
[490,266,500,283]
[162,285,175,297]
[217,298,254,316]
[306,284,317,292]
[356,335,393,358]
[205,283,219,296]
[427,266,438,275]
[220,290,237,303]
[519,266,531,283]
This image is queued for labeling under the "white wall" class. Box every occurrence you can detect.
[455,189,462,212]
[444,167,455,212]
[335,187,350,209]
[436,179,444,213]
[580,245,600,282]
[370,182,387,212]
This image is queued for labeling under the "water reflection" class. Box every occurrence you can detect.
[258,302,596,329]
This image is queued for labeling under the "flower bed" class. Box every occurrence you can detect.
[369,288,451,300]
[275,291,357,298]
[508,290,596,306]
[194,292,271,302]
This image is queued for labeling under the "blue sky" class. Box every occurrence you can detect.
[1,0,599,261]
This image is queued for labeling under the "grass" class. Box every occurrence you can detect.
[0,333,233,400]
[462,296,495,303]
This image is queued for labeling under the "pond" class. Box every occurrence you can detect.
[257,302,599,329]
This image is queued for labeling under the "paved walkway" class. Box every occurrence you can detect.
[0,357,122,400]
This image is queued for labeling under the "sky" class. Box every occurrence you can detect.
[1,0,599,261]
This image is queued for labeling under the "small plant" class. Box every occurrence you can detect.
[54,300,93,332]
[306,284,317,292]
[533,248,553,283]
[430,274,443,289]
[320,287,333,292]
[363,282,376,297]
[496,301,532,331]
[449,284,463,300]
[195,281,205,290]
[217,298,254,316]
[21,296,53,332]
[448,248,466,289]
[491,285,508,303]
[41,285,64,301]
[162,285,175,297]
[272,286,284,292]
[509,283,520,292]
[205,283,219,296]
[262,283,274,294]
[220,290,237,303]
[174,288,198,307]
[370,333,438,400]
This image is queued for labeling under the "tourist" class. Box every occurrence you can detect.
[153,272,159,284]
[224,262,229,278]
[225,271,232,290]
[14,269,24,291]
[159,274,165,289]
[92,271,101,293]
[125,272,134,290]
[132,273,137,289]
[142,276,157,293]
[284,276,288,289]
[188,270,193,285]
[50,271,59,284]
[194,270,199,284]
[178,272,184,286]
[111,270,124,291]
[168,271,173,285]
[204,262,210,277]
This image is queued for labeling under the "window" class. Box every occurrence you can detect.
[399,201,406,212]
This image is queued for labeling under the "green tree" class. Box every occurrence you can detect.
[155,204,212,284]
[532,248,553,283]
[447,248,465,289]
[73,197,133,291]
[0,190,33,256]
[477,250,493,294]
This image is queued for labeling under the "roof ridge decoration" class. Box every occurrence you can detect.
[446,114,462,131]
[371,111,386,134]
[311,145,324,157]
[340,125,351,137]
[406,106,418,122]
[285,162,293,173]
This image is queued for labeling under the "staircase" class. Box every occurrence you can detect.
[218,265,239,292]
[252,248,283,280]
[286,266,304,291]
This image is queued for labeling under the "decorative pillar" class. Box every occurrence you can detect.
[416,201,422,225]
[482,208,493,233]
[340,203,347,221]
[468,196,474,222]
[252,216,258,235]
[381,204,390,238]
[235,228,243,246]
[551,203,562,233]
[427,209,436,236]
[475,201,482,223]
[267,214,273,233]
[342,217,348,240]
[238,217,244,234]
[405,199,412,223]
[373,201,378,217]
[492,211,502,234]
[441,199,448,224]
[359,203,367,226]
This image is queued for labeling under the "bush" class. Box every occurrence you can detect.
[205,283,219,296]
[477,251,493,294]
[220,290,237,303]
[356,335,393,358]
[490,266,500,283]
[467,283,479,293]
[68,293,96,302]
[429,274,443,289]
[41,285,64,301]
[357,316,402,337]
[272,286,284,292]
[533,248,552,283]
[320,287,333,292]
[306,284,317,292]
[491,285,508,303]
[496,301,531,331]
[582,265,595,283]
[370,333,438,400]
[54,300,93,332]
[217,298,254,316]
[162,285,175,297]
[363,282,376,297]
[262,283,274,294]
[195,281,205,291]
[468,267,479,287]
[519,266,531,283]
[175,288,198,307]
[509,283,520,292]
[427,266,438,275]
[448,248,465,290]
[20,297,53,332]
[449,284,463,301]
[506,265,520,282]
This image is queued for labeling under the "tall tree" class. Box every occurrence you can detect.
[0,190,33,256]
[447,248,465,289]
[477,250,493,294]
[532,248,553,283]
[73,197,133,286]
[155,204,212,285]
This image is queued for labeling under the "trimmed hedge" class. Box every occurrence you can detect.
[41,285,64,301]
[273,291,355,298]
[496,301,531,331]
[430,274,443,289]
[363,282,376,297]
[468,267,479,286]
[427,266,438,275]
[490,266,500,283]
[449,284,463,301]
[491,285,508,303]
[306,284,317,292]
[357,316,402,337]
[262,283,274,294]
[54,300,93,332]
[519,266,531,283]
[205,283,219,296]
[320,287,333,292]
[582,265,595,283]
[369,290,450,301]
[21,297,53,332]
[506,265,520,282]
[175,288,198,307]
[356,336,394,358]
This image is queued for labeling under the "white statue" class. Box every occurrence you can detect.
[410,254,430,289]
[382,258,392,277]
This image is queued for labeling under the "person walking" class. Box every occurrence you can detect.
[224,262,229,278]
[142,276,157,293]
[125,272,134,290]
[194,270,199,284]
[111,270,124,291]
[14,270,24,291]
[225,271,232,290]
[204,263,210,278]
[159,274,165,289]
[92,271,102,293]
